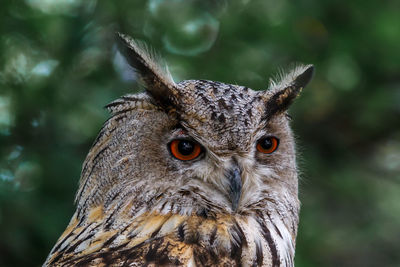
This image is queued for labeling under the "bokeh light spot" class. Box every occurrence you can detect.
[148,0,220,56]
[374,138,400,173]
[31,60,59,77]
[326,54,361,91]
[0,95,14,136]
[26,0,82,15]
[13,161,42,192]
[2,52,30,84]
[162,14,219,56]
[263,0,288,26]
[7,146,23,161]
[0,169,14,182]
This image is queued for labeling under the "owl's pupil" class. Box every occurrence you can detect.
[178,140,195,155]
[261,138,273,149]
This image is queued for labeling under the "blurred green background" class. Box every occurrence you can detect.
[1,0,399,266]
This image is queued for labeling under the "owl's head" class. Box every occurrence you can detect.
[75,33,313,225]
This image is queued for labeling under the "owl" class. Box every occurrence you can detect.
[44,33,314,267]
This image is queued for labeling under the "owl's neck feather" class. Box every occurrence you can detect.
[45,203,297,266]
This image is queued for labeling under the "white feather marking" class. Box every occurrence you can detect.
[157,215,185,236]
[187,255,196,267]
[58,235,75,251]
[74,239,90,253]
[110,234,128,248]
[268,214,295,265]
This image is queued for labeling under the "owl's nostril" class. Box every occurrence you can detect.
[226,164,242,212]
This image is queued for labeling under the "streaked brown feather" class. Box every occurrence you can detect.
[46,211,259,266]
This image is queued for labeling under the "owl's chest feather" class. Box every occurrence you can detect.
[46,209,295,266]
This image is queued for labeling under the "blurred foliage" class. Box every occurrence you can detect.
[0,0,399,266]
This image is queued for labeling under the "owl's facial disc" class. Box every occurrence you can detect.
[114,34,312,216]
[165,125,287,214]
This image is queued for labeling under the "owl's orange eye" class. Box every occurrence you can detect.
[169,139,202,161]
[256,136,279,154]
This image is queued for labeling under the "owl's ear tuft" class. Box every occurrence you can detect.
[292,64,314,89]
[116,32,179,110]
[263,64,314,119]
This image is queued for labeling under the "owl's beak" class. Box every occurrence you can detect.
[226,164,242,212]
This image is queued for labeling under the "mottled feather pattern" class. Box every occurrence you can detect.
[44,33,313,266]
